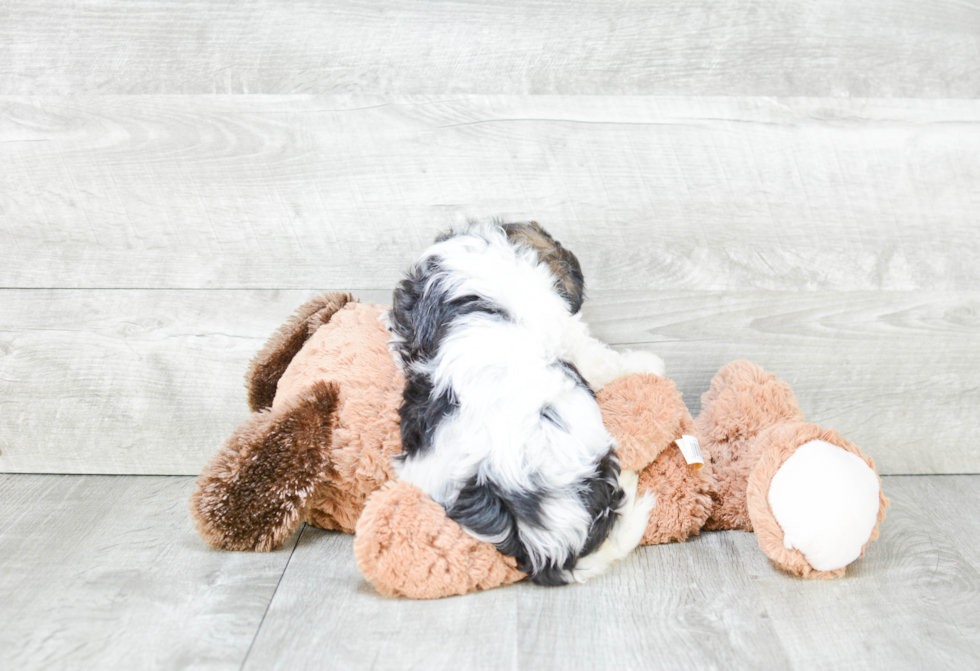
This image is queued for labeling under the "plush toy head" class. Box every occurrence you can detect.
[190,295,404,551]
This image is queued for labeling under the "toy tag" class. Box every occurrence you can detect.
[675,435,703,469]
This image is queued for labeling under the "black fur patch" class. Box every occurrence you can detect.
[575,449,625,559]
[390,252,509,459]
[446,474,548,577]
[556,359,596,399]
[540,405,569,432]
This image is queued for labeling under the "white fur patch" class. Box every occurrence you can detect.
[393,224,664,578]
[767,440,881,572]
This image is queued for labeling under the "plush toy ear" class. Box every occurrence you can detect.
[246,292,354,412]
[190,381,340,552]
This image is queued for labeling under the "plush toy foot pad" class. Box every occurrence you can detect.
[768,440,881,571]
[747,424,889,579]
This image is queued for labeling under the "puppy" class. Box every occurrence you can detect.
[388,222,664,585]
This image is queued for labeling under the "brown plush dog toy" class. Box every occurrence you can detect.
[190,293,887,598]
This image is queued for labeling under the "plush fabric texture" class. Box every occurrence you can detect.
[637,445,715,545]
[246,292,354,412]
[597,373,715,545]
[746,424,889,579]
[354,479,525,599]
[599,373,689,471]
[190,296,405,550]
[695,360,805,531]
[190,381,340,551]
[276,301,406,533]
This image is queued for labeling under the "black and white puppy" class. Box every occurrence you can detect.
[388,222,664,585]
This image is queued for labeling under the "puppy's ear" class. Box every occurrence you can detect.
[502,222,585,314]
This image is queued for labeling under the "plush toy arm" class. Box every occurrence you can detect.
[246,292,354,411]
[190,382,340,552]
[597,373,715,545]
[354,480,525,599]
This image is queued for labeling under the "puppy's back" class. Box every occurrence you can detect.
[389,223,628,585]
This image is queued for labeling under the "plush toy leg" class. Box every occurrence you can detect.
[190,381,340,552]
[696,360,888,577]
[597,373,715,545]
[695,360,805,531]
[746,424,888,578]
[354,480,524,599]
[245,292,353,411]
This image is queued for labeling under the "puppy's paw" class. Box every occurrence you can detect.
[618,349,665,378]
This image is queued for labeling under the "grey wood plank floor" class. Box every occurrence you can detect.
[2,474,977,671]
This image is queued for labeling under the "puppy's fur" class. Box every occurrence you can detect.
[388,222,663,585]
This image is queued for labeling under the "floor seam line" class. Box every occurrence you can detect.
[239,523,306,671]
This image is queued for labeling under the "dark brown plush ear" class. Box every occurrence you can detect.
[246,292,354,411]
[190,381,340,552]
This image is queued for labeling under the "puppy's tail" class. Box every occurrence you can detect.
[564,469,656,583]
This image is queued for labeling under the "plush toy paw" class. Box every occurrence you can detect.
[747,424,888,578]
[695,360,888,578]
[353,480,524,599]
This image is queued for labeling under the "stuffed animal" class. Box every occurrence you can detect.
[190,293,887,598]
[189,292,707,562]
[190,293,710,551]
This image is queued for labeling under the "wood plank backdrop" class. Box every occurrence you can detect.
[0,4,977,476]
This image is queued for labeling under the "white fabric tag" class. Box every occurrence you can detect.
[675,434,704,469]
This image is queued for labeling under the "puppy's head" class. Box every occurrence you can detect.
[502,221,585,314]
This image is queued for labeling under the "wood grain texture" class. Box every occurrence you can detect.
[241,527,520,671]
[2,474,978,669]
[0,289,391,475]
[517,531,791,670]
[243,475,979,670]
[1,288,975,475]
[1,0,979,96]
[0,475,299,671]
[2,96,978,291]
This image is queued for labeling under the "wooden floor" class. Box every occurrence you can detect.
[2,0,979,669]
[1,473,978,670]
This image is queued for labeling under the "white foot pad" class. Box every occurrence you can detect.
[768,440,880,572]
